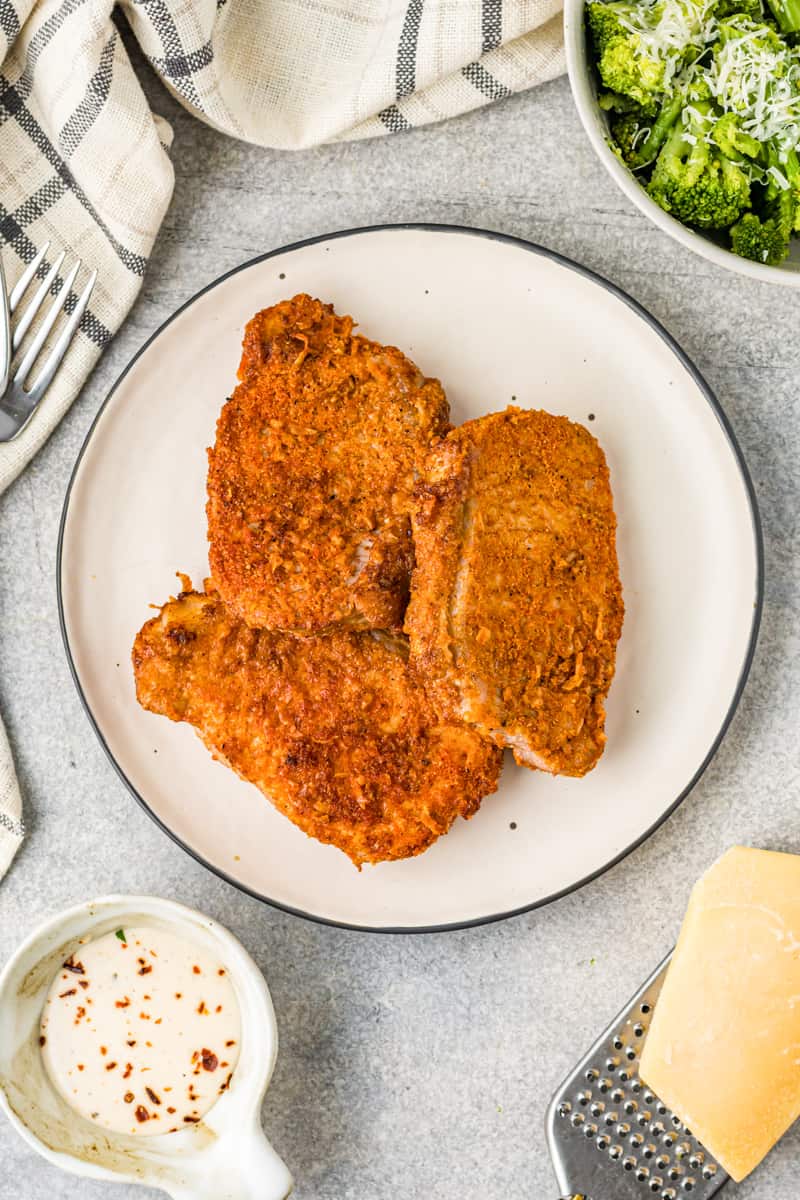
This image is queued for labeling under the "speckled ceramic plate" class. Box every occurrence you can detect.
[58,225,762,932]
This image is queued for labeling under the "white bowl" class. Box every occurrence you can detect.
[564,0,800,285]
[0,895,293,1200]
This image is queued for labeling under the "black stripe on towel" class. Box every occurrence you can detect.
[461,60,512,100]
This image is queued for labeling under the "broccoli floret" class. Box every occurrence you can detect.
[610,112,648,164]
[587,1,667,106]
[715,0,763,18]
[598,89,659,115]
[647,102,752,228]
[712,112,763,159]
[730,188,795,261]
[715,13,785,49]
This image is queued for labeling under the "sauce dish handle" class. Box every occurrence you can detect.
[164,1123,293,1200]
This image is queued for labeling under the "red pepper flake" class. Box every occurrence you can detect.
[78,980,89,990]
[192,966,201,975]
[197,1001,207,1015]
[115,997,130,1009]
[126,1039,136,1047]
[59,989,77,998]
[105,1061,118,1071]
[219,1072,233,1093]
[62,956,85,975]
[225,1040,236,1047]
[191,1050,199,1063]
[123,1064,133,1079]
[139,1012,151,1020]
[77,1064,85,1072]
[200,1049,218,1072]
[145,1041,153,1048]
[167,1106,176,1114]
[175,992,182,1000]
[145,1087,161,1105]
[124,1092,134,1104]
[76,1006,86,1020]
[137,964,153,976]
[134,1105,150,1123]
[217,968,225,976]
[220,1061,229,1069]
[215,1005,222,1014]
[183,1115,200,1123]
[39,1035,46,1047]
[100,1046,108,1056]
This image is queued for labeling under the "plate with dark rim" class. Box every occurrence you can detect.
[58,225,762,932]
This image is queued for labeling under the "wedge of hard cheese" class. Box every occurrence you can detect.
[639,845,800,1182]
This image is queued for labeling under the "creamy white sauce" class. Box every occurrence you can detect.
[39,925,241,1136]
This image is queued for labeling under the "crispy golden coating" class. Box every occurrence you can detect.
[132,582,502,867]
[207,295,450,634]
[405,407,624,777]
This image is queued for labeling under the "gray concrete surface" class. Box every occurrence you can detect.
[1,38,799,1200]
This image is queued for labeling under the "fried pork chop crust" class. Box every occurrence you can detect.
[207,295,450,634]
[132,582,502,867]
[405,407,624,777]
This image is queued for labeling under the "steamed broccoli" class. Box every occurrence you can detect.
[711,112,764,160]
[587,1,668,106]
[647,102,753,227]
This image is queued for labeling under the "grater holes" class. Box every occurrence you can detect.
[624,1100,638,1115]
[557,1101,571,1119]
[623,1156,637,1172]
[657,1103,668,1115]
[675,1142,691,1159]
[604,1111,618,1127]
[651,1121,666,1136]
[644,1091,655,1104]
[630,1133,644,1149]
[597,1134,610,1151]
[619,1069,630,1083]
[636,1166,650,1182]
[683,1180,696,1192]
[632,1081,642,1094]
[617,1122,632,1138]
[571,1113,585,1128]
[584,1122,598,1139]
[633,1023,645,1037]
[607,1056,620,1072]
[688,1153,703,1168]
[611,1088,624,1103]
[662,1133,677,1148]
[702,1165,718,1180]
[590,1101,605,1117]
[671,1115,682,1127]
[586,1068,599,1082]
[662,1190,677,1200]
[638,1111,652,1127]
[642,1143,657,1159]
[641,1003,651,1015]
[609,1144,623,1161]
[656,1154,670,1170]
[599,1077,613,1094]
[613,1036,624,1050]
[577,1090,592,1106]
[626,1046,637,1061]
[650,1179,663,1193]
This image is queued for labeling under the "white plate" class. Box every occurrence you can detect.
[58,226,762,932]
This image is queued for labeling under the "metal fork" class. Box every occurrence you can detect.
[0,242,97,442]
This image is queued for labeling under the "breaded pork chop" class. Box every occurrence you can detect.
[405,407,624,777]
[207,295,450,634]
[132,582,502,867]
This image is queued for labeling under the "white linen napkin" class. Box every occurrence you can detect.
[0,0,565,877]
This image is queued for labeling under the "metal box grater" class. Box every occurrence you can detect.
[545,955,729,1200]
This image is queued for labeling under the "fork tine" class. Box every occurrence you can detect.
[13,250,65,351]
[9,241,50,313]
[21,269,96,405]
[12,260,81,388]
[0,252,11,395]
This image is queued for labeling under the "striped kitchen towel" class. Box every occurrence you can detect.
[0,0,564,877]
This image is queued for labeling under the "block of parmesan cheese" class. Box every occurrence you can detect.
[639,845,800,1182]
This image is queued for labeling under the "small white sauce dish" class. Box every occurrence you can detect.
[0,894,293,1200]
[563,0,800,285]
